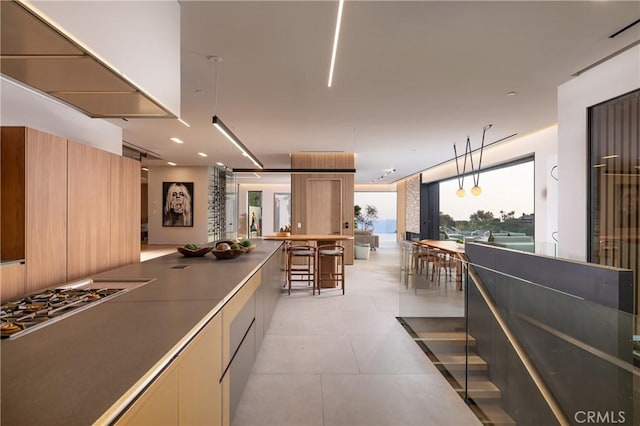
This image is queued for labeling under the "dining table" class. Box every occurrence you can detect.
[418,239,467,290]
[264,234,354,288]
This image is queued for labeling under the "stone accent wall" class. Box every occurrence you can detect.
[406,174,420,233]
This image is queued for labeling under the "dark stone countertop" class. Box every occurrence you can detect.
[0,240,283,426]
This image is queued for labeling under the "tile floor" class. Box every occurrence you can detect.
[232,235,481,426]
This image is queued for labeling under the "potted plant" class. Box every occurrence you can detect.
[354,243,371,260]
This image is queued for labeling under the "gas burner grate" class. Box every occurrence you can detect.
[1,287,125,339]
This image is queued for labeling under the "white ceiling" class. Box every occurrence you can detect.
[113,1,640,184]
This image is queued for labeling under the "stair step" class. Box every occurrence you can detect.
[470,403,517,425]
[415,331,476,345]
[452,378,502,399]
[433,354,487,371]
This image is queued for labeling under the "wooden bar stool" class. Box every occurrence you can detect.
[317,245,345,295]
[287,244,318,295]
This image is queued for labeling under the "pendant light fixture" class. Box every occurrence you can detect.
[210,56,264,169]
[453,124,492,197]
[453,142,468,198]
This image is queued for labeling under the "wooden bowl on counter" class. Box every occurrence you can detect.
[211,249,244,260]
[177,246,212,257]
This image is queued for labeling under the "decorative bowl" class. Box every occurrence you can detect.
[211,249,244,260]
[177,246,212,257]
[276,232,290,237]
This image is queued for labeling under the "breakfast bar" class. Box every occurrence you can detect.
[264,234,354,289]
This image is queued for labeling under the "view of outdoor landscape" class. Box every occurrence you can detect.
[439,161,535,249]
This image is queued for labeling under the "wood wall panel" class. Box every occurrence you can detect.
[1,262,25,303]
[290,153,355,264]
[1,127,26,262]
[291,152,355,169]
[109,155,140,268]
[25,128,67,293]
[127,157,141,264]
[67,140,111,280]
[342,173,354,263]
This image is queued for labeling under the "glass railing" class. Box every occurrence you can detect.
[398,242,638,425]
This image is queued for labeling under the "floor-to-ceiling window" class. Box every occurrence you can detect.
[438,159,535,251]
[588,89,639,313]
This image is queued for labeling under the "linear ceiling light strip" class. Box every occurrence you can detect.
[233,168,356,174]
[212,115,264,169]
[327,0,345,88]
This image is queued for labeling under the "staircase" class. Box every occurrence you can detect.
[400,317,516,426]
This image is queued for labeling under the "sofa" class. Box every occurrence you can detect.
[354,229,379,250]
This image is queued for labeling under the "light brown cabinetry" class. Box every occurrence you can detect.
[0,126,140,301]
[179,315,223,426]
[1,127,67,298]
[0,262,25,302]
[25,129,68,292]
[115,363,180,426]
[67,140,112,280]
[109,154,141,269]
[117,315,223,426]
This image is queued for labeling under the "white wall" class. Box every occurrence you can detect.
[238,183,291,237]
[421,126,559,249]
[148,167,210,245]
[557,45,640,261]
[0,77,122,154]
[28,0,181,116]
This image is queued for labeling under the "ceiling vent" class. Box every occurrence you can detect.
[0,1,175,118]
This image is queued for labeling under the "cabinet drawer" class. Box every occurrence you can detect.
[222,271,260,369]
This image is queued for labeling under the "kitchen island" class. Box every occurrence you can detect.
[0,240,284,426]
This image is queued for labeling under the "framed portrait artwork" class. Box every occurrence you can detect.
[274,193,291,232]
[162,182,194,227]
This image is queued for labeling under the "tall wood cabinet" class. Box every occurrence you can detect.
[0,127,140,301]
[1,127,67,298]
[110,155,141,269]
[67,141,112,280]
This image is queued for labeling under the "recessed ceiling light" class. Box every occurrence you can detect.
[141,167,149,171]
[593,164,606,168]
[602,154,619,159]
[198,152,208,157]
[178,118,190,127]
[216,162,225,167]
[506,91,517,96]
[167,161,177,166]
[170,137,184,144]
